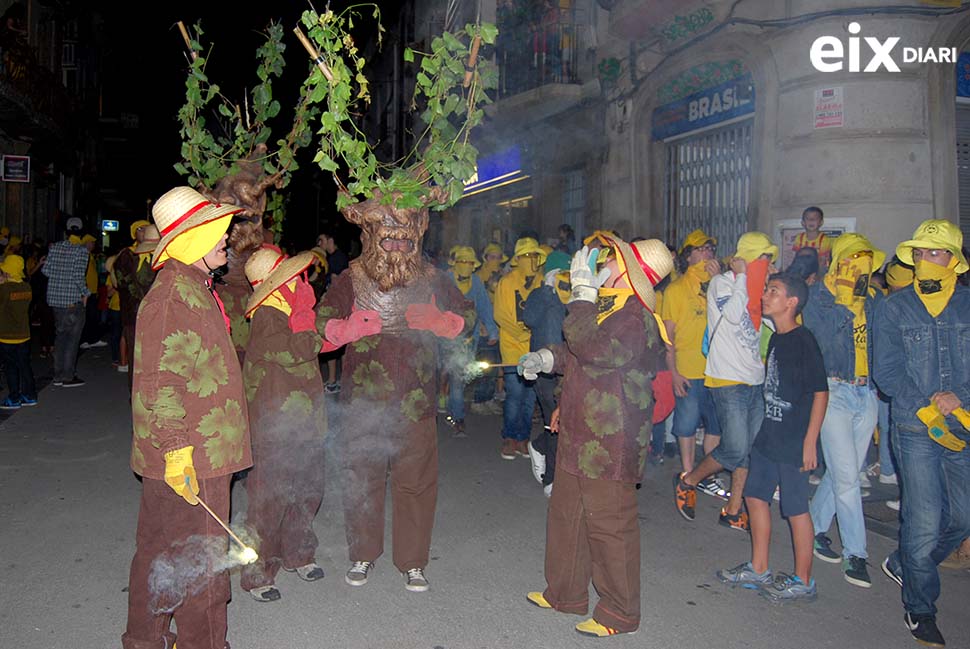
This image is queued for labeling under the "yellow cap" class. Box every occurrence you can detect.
[0,254,25,281]
[482,242,508,264]
[733,232,779,263]
[896,219,968,274]
[679,229,716,254]
[828,233,886,274]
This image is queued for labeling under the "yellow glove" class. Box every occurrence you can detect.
[917,405,966,452]
[164,445,200,505]
[952,407,970,431]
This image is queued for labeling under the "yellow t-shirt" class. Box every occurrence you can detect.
[493,269,540,364]
[793,231,833,267]
[853,311,868,377]
[660,274,709,379]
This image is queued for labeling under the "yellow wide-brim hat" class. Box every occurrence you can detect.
[449,245,481,269]
[829,233,886,273]
[509,237,547,267]
[896,219,969,274]
[133,225,161,254]
[244,244,315,317]
[130,219,151,241]
[605,235,674,312]
[151,186,244,270]
[0,254,25,281]
[733,232,779,263]
[482,242,508,264]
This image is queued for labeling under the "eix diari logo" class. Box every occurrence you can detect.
[810,22,957,72]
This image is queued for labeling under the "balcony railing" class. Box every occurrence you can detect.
[496,18,583,98]
[0,34,70,133]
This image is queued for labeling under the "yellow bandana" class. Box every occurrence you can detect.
[454,274,473,296]
[684,261,712,298]
[258,280,297,317]
[914,257,958,317]
[158,215,232,267]
[596,287,633,324]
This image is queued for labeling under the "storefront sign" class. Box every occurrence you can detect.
[463,145,527,197]
[101,220,120,232]
[1,155,30,182]
[814,86,844,129]
[652,74,755,140]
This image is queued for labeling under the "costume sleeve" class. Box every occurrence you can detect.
[562,301,653,370]
[436,271,476,335]
[250,306,322,364]
[872,298,925,405]
[471,275,499,340]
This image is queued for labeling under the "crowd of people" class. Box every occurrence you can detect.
[2,193,970,648]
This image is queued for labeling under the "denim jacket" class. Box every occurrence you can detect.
[447,271,499,343]
[873,285,970,432]
[801,281,882,387]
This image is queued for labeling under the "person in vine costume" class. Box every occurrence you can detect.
[315,192,474,592]
[123,186,251,649]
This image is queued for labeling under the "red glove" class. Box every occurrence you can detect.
[278,279,317,311]
[322,306,382,351]
[288,308,317,334]
[405,295,465,339]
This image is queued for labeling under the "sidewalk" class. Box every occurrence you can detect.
[1,350,968,649]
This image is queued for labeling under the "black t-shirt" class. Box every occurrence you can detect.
[753,326,828,466]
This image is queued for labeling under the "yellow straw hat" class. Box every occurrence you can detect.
[151,186,244,270]
[133,225,160,254]
[896,219,969,274]
[244,244,315,317]
[604,235,674,311]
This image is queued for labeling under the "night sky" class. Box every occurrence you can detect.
[92,0,395,249]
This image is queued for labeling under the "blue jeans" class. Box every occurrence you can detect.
[891,423,970,617]
[672,378,722,438]
[447,372,465,421]
[877,397,896,477]
[809,380,878,559]
[709,383,763,471]
[502,368,536,441]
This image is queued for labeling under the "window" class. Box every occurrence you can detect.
[562,168,585,237]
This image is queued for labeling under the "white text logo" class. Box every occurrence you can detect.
[810,22,956,72]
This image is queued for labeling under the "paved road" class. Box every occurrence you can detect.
[1,349,968,649]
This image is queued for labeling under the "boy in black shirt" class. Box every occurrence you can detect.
[717,273,828,601]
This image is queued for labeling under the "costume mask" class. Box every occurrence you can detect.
[342,190,429,292]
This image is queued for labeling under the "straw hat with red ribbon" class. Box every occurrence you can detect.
[133,225,161,254]
[150,186,245,270]
[244,244,316,317]
[603,235,674,312]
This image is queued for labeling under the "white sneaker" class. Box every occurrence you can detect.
[527,441,545,484]
[809,473,822,486]
[117,364,129,373]
[879,473,898,485]
[886,499,900,511]
[404,567,430,592]
[865,462,881,478]
[543,483,553,498]
[345,560,373,586]
[859,471,872,488]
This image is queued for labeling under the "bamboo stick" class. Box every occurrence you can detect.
[463,35,481,88]
[177,21,198,61]
[293,27,334,82]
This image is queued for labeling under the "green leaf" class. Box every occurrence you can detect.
[480,23,498,45]
[403,47,414,63]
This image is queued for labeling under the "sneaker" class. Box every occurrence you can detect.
[324,382,341,394]
[813,533,841,563]
[284,563,325,581]
[527,591,552,608]
[861,489,871,498]
[865,462,881,478]
[905,613,945,648]
[673,472,696,521]
[117,364,129,373]
[515,440,530,458]
[842,556,871,588]
[879,472,898,485]
[760,573,817,602]
[19,396,37,407]
[345,560,373,586]
[881,555,903,588]
[500,439,516,460]
[61,377,86,388]
[772,487,781,502]
[0,397,21,410]
[697,476,730,500]
[859,471,872,488]
[52,379,64,387]
[887,499,900,511]
[575,618,635,637]
[249,585,281,602]
[809,473,822,486]
[718,507,750,532]
[543,483,553,498]
[91,340,108,348]
[527,441,546,484]
[647,451,664,466]
[716,561,773,589]
[404,567,429,592]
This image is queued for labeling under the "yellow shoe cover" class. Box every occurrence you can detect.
[526,591,552,609]
[917,404,966,452]
[575,618,630,637]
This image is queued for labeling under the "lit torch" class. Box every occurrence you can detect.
[187,478,258,564]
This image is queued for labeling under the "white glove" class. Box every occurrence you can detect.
[518,348,554,381]
[544,269,560,287]
[569,246,611,303]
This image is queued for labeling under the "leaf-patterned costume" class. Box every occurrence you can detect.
[540,296,663,633]
[113,247,156,390]
[316,261,473,571]
[240,305,327,591]
[131,260,251,479]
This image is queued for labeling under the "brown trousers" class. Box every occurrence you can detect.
[122,477,231,649]
[542,469,641,633]
[241,441,325,591]
[342,420,438,571]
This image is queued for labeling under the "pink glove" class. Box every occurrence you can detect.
[322,306,382,351]
[288,308,317,334]
[278,279,317,311]
[405,295,465,339]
